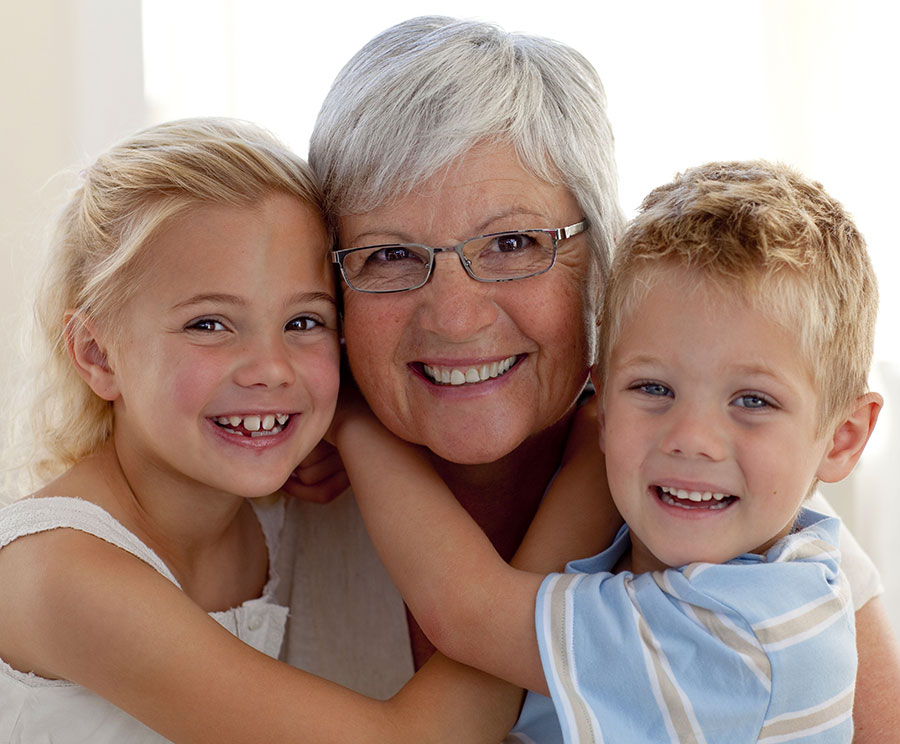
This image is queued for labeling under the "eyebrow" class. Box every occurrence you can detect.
[616,354,797,388]
[351,207,553,245]
[170,291,336,311]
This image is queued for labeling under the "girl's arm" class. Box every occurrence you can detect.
[852,597,900,742]
[332,399,618,696]
[0,528,520,744]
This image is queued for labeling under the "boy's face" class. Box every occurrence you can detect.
[597,267,835,573]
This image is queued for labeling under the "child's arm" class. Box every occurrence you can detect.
[513,398,621,572]
[0,528,520,743]
[332,399,618,697]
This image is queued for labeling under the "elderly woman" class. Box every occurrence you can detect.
[277,16,900,739]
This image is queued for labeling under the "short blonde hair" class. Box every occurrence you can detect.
[597,160,877,431]
[28,117,323,483]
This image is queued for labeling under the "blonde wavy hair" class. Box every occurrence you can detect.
[21,117,323,486]
[597,160,878,433]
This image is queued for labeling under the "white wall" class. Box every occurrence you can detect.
[0,0,146,407]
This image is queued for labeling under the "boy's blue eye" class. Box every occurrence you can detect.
[734,393,769,409]
[636,382,672,397]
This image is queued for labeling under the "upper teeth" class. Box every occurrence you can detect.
[215,413,290,433]
[660,486,730,502]
[423,355,518,385]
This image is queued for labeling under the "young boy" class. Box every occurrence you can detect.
[333,160,882,742]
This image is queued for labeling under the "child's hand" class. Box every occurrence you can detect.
[325,372,379,445]
[279,441,350,504]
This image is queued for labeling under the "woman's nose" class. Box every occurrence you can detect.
[415,252,499,341]
[233,335,296,389]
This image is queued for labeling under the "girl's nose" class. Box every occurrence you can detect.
[233,336,296,389]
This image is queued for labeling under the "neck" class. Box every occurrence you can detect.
[75,438,267,610]
[407,410,575,667]
[428,411,573,561]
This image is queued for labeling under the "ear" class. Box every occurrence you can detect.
[816,392,883,483]
[589,365,607,453]
[65,312,120,402]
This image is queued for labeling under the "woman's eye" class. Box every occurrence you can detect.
[367,246,425,264]
[635,382,672,397]
[286,316,322,332]
[187,318,226,332]
[492,233,534,253]
[733,393,771,409]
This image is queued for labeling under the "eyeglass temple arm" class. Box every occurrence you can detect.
[560,220,588,240]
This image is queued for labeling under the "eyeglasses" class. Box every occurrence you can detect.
[332,220,589,294]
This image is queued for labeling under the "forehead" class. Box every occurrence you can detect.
[610,266,814,379]
[140,193,333,295]
[339,143,581,246]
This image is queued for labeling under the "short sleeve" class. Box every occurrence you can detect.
[533,513,856,743]
[809,490,883,609]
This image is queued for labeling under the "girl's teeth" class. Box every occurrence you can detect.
[424,355,518,385]
[214,413,290,433]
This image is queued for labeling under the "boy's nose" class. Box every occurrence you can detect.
[660,405,728,461]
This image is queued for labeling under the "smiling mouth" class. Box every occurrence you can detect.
[213,413,291,437]
[656,485,737,510]
[421,355,520,386]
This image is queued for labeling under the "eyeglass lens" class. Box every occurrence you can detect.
[341,230,556,292]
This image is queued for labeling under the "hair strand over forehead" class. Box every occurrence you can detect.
[24,117,323,485]
[597,160,878,432]
[309,15,625,286]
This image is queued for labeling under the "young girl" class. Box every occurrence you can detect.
[0,118,615,743]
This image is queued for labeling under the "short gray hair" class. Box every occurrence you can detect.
[309,15,625,282]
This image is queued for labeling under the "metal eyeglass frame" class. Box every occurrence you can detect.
[331,219,589,294]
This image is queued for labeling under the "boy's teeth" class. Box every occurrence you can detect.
[659,486,731,503]
[261,414,275,431]
[424,355,518,385]
[243,415,261,431]
[276,414,289,426]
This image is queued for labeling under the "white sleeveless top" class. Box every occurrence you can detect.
[0,496,289,744]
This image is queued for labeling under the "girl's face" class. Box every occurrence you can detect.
[103,192,340,500]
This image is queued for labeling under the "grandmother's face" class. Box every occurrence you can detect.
[339,144,596,464]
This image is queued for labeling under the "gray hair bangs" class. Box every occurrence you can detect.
[310,15,625,281]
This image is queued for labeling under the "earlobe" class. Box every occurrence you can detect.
[65,312,120,402]
[589,366,607,453]
[816,392,883,483]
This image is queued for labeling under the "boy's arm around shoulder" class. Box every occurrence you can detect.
[0,526,516,743]
[514,398,621,573]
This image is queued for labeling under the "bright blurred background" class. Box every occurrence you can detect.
[1,0,897,633]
